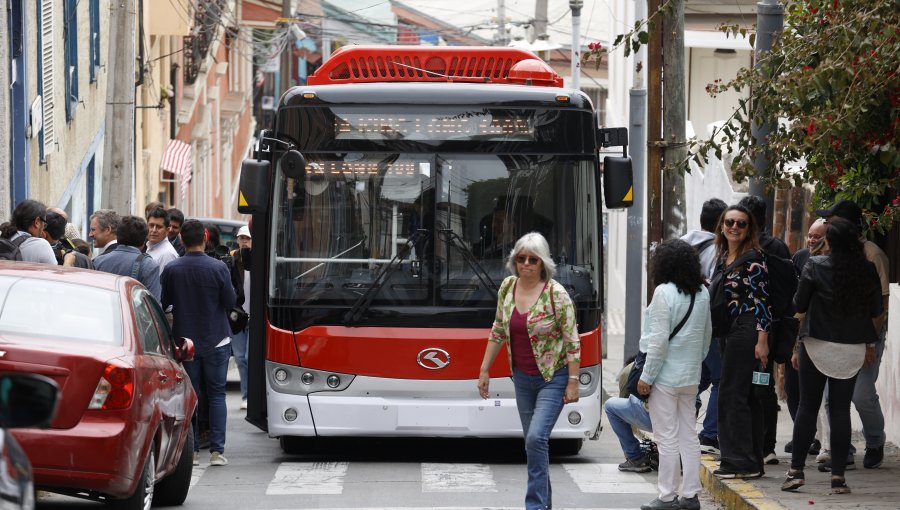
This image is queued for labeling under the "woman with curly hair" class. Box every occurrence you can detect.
[712,204,772,480]
[782,217,882,495]
[636,239,711,510]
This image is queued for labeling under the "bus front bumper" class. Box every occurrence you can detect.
[265,365,602,439]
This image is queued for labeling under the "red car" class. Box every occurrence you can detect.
[0,262,198,509]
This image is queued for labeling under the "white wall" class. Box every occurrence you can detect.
[876,284,900,446]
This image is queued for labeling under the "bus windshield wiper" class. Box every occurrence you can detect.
[438,229,499,298]
[342,229,428,325]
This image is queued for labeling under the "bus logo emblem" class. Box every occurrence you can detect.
[417,348,450,370]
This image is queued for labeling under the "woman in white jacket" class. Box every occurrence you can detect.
[637,239,712,510]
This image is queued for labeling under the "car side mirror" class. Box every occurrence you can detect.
[0,374,59,429]
[172,337,195,363]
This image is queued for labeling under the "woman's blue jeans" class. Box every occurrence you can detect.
[512,366,567,510]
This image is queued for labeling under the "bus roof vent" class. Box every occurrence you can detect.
[307,46,563,87]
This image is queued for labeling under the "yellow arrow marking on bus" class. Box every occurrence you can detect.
[239,192,248,207]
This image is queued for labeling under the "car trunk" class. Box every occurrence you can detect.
[0,334,128,429]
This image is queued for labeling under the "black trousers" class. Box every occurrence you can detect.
[718,313,765,473]
[760,351,779,455]
[784,358,800,420]
[790,343,857,477]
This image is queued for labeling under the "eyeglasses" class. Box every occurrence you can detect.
[723,218,749,229]
[515,255,540,265]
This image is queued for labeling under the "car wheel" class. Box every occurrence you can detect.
[550,438,584,456]
[152,432,193,506]
[279,435,314,454]
[112,441,155,510]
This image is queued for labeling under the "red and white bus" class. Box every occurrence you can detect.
[239,46,633,455]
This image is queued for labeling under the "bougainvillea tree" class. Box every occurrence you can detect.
[584,0,899,233]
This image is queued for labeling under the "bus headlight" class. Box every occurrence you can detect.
[568,411,582,425]
[301,372,314,385]
[283,408,298,422]
[274,368,289,384]
[326,374,341,388]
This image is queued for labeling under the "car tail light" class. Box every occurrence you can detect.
[88,363,134,410]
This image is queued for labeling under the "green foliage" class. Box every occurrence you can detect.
[584,0,900,233]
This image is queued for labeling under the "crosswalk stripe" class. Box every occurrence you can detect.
[265,462,350,495]
[421,463,498,492]
[562,463,658,494]
[190,465,205,488]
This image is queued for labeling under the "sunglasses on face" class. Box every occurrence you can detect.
[723,218,749,229]
[515,255,540,265]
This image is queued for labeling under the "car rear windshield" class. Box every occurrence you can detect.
[0,277,123,345]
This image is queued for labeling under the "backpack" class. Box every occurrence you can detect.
[762,251,798,319]
[762,251,800,363]
[0,236,26,261]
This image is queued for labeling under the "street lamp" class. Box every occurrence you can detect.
[569,1,584,90]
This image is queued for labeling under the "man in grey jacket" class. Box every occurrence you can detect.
[93,216,161,301]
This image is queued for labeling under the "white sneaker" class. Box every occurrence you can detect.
[817,450,831,463]
[192,452,200,466]
[240,399,248,410]
[763,452,779,465]
[210,452,228,466]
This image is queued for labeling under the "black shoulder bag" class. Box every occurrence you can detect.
[627,292,696,401]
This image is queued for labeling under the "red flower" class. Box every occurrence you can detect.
[806,120,816,136]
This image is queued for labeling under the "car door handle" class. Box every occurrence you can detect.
[158,371,168,383]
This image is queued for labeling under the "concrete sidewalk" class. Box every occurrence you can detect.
[699,400,900,510]
[601,315,897,510]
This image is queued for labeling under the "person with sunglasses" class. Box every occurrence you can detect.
[0,199,57,264]
[712,204,772,479]
[477,232,579,510]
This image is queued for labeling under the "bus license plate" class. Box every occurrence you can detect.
[397,406,466,428]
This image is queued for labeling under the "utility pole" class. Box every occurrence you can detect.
[625,0,648,361]
[533,0,548,41]
[569,1,583,90]
[646,0,663,303]
[496,1,508,46]
[662,0,686,239]
[750,0,784,229]
[102,0,136,212]
[279,0,292,96]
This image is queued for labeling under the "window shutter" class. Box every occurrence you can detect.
[40,0,55,154]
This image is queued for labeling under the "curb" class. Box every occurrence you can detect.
[699,455,786,510]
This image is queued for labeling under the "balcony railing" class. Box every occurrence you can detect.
[183,0,225,85]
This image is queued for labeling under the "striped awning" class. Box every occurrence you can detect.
[160,139,193,198]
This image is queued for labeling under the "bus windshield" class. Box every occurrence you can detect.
[269,153,600,311]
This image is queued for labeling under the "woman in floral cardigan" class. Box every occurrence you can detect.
[477,232,580,510]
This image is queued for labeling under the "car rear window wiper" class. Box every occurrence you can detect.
[342,229,428,325]
[439,229,499,298]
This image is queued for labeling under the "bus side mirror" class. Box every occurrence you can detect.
[281,150,306,179]
[238,159,271,214]
[603,156,633,208]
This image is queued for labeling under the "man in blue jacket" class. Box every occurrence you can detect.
[94,216,161,301]
[161,219,236,467]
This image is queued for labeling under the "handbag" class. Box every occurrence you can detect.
[227,307,249,335]
[627,292,696,401]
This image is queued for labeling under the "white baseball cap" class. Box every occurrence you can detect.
[237,225,251,238]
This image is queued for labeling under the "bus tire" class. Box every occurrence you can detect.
[280,435,314,454]
[550,438,584,456]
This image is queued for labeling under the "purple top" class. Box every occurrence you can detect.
[510,307,540,375]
